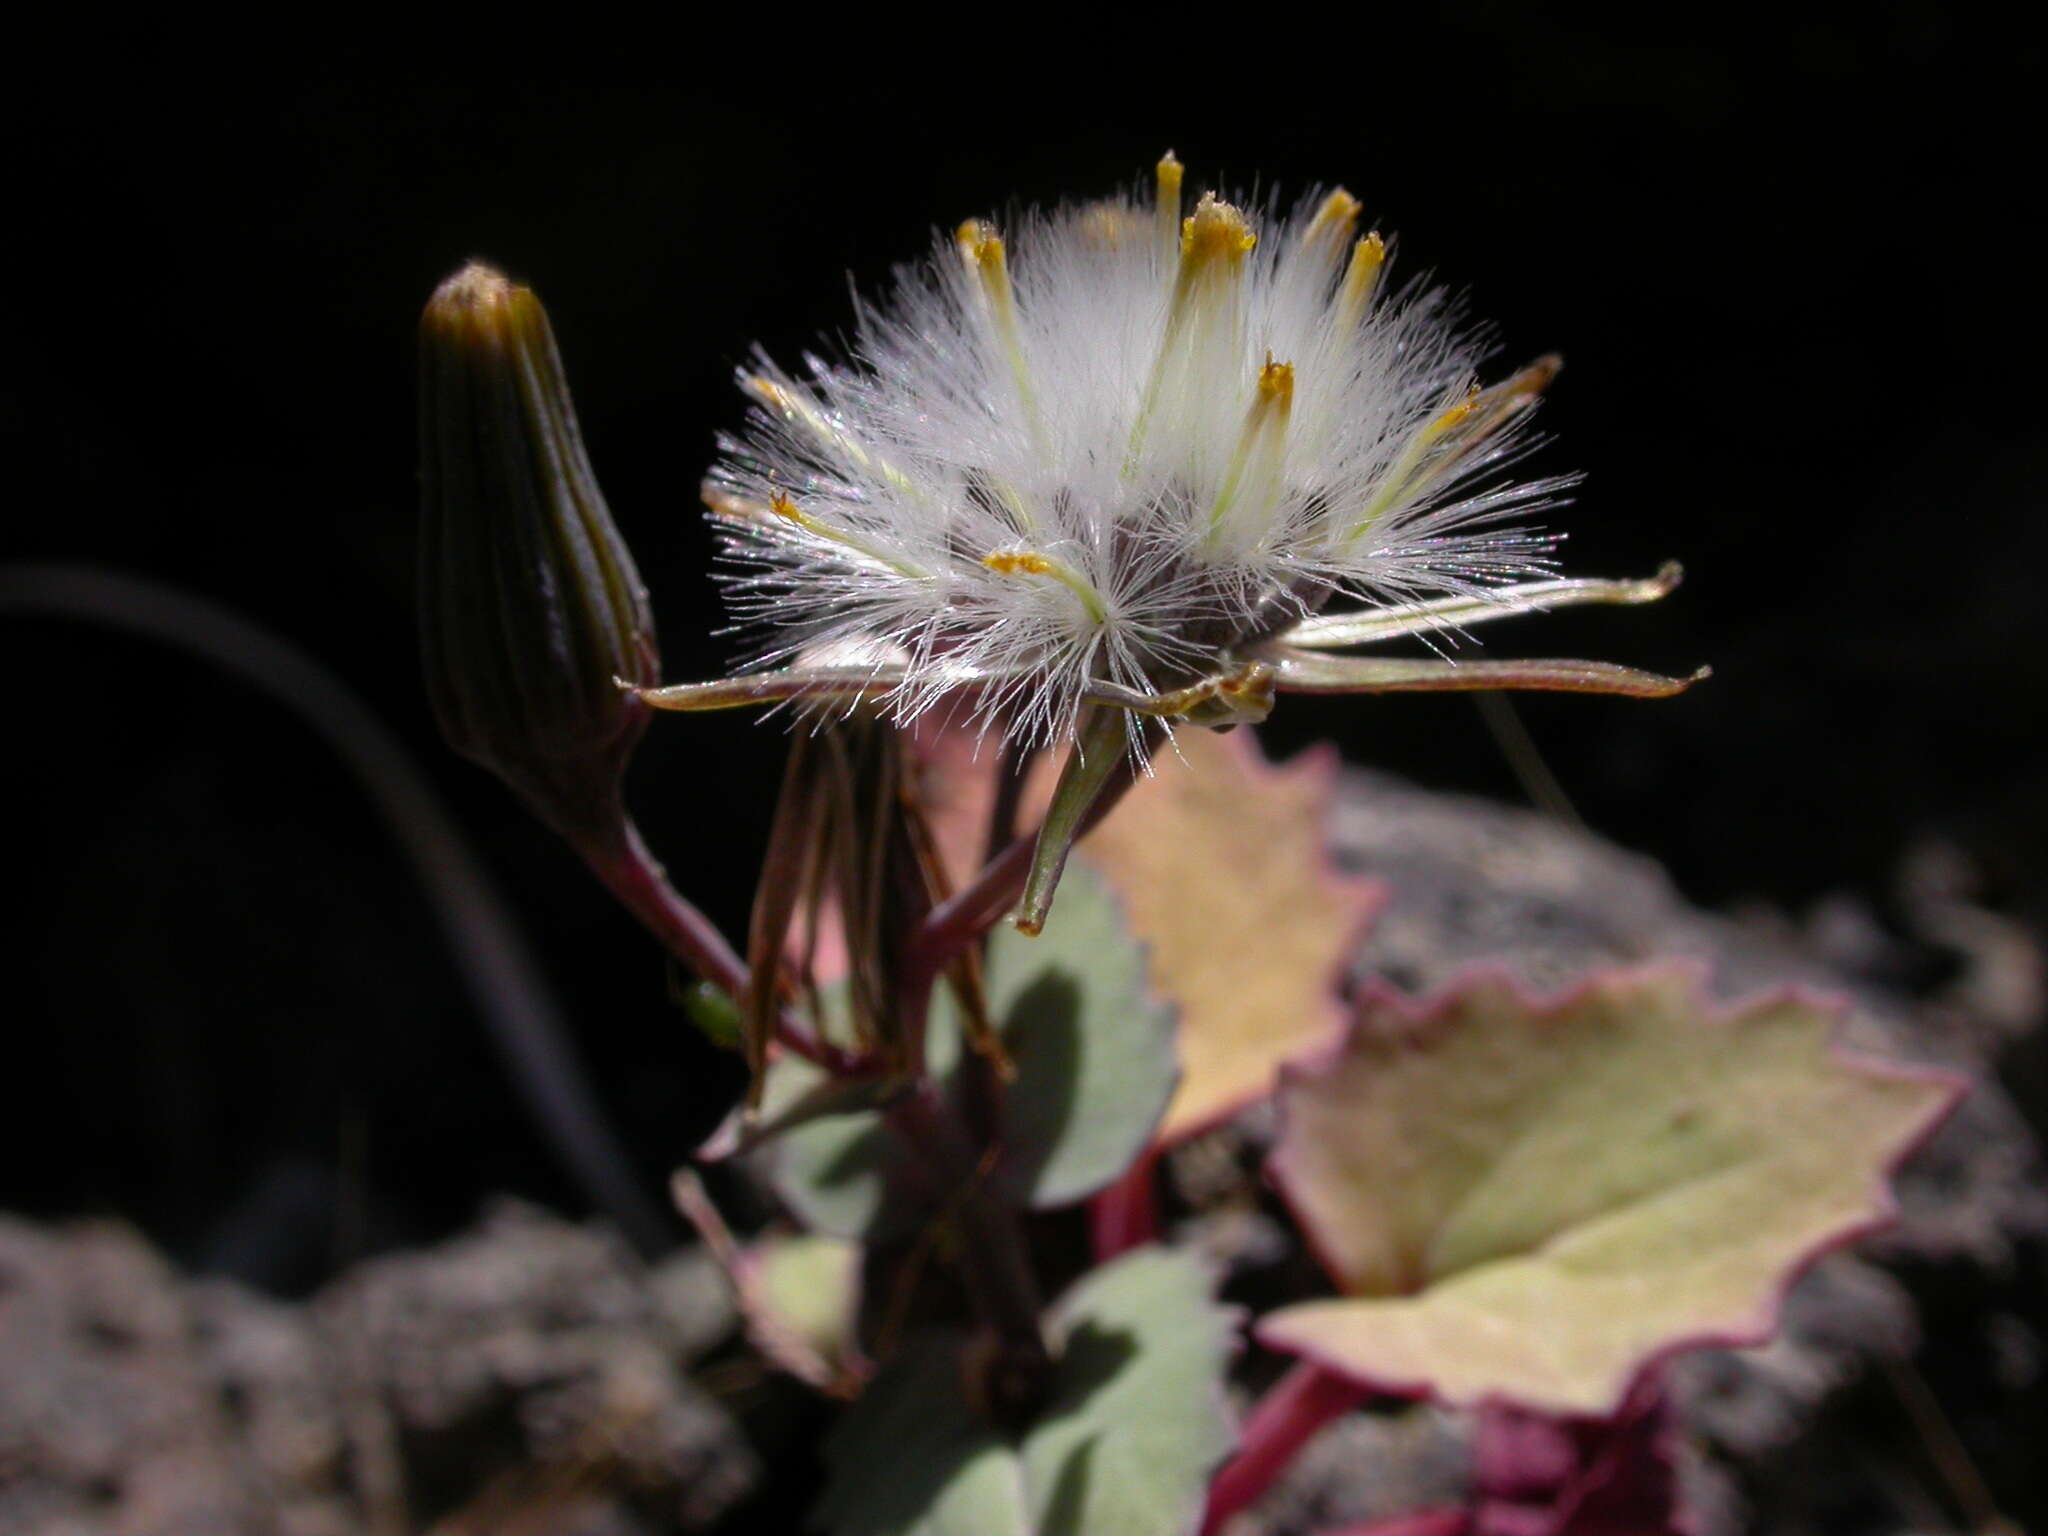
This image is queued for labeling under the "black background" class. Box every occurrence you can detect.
[4,16,2043,1304]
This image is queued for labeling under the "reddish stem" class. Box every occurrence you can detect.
[1201,1361,1368,1535]
[584,812,855,1073]
[885,1082,1052,1382]
[1089,1147,1161,1261]
[1313,1512,1468,1536]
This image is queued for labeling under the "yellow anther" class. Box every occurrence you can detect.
[1347,363,1549,542]
[1336,231,1387,331]
[1425,390,1478,441]
[1258,354,1295,403]
[956,216,1045,499]
[959,222,1016,315]
[1181,192,1259,263]
[740,373,922,495]
[981,548,1106,621]
[982,549,1055,576]
[956,218,995,267]
[1409,356,1562,485]
[1302,188,1362,253]
[1127,191,1261,475]
[1207,354,1297,548]
[757,491,929,578]
[1155,150,1184,265]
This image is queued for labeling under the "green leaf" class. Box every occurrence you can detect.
[748,1049,918,1242]
[817,1247,1238,1536]
[1258,967,1962,1417]
[814,1332,1026,1536]
[983,862,1178,1208]
[1020,1246,1239,1534]
[753,864,1176,1231]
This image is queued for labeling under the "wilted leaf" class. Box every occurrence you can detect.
[754,865,1176,1228]
[1061,729,1382,1143]
[817,1247,1238,1536]
[1258,967,1961,1416]
[737,1231,866,1394]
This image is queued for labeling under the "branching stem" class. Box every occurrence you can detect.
[582,811,855,1074]
[1201,1360,1368,1534]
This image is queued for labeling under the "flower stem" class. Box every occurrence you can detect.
[886,1083,1053,1396]
[1201,1361,1368,1534]
[1089,1148,1161,1261]
[583,811,853,1073]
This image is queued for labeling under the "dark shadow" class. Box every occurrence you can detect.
[1035,1433,1099,1534]
[1036,1320,1137,1426]
[991,967,1084,1197]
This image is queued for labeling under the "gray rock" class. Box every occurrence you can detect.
[0,1203,750,1536]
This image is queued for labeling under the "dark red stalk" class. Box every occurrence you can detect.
[885,1082,1053,1389]
[1201,1361,1368,1534]
[1312,1512,1469,1536]
[1089,1148,1161,1261]
[584,812,854,1073]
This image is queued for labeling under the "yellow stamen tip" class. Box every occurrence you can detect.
[1306,188,1363,247]
[1434,392,1478,433]
[1334,231,1388,332]
[1258,357,1295,402]
[1154,152,1187,265]
[1181,193,1258,262]
[956,218,1002,265]
[983,549,1055,577]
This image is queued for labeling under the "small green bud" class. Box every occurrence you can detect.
[418,262,658,843]
[675,977,744,1052]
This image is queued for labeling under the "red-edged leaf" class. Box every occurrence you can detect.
[1056,729,1383,1142]
[1259,966,1963,1416]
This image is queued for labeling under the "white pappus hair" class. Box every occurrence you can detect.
[700,153,1577,751]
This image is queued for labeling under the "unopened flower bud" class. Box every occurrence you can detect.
[418,262,658,844]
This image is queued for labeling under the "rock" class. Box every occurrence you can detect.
[0,1202,750,1536]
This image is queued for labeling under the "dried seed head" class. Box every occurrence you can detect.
[700,157,1571,752]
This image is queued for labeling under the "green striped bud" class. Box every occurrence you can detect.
[418,262,657,844]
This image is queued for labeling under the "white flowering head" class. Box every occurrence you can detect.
[643,155,1701,928]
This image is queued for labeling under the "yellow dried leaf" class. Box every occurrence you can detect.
[1060,729,1383,1143]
